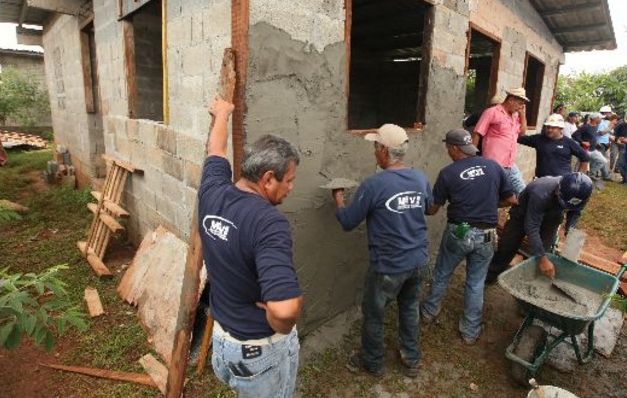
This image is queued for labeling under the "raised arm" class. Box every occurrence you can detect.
[518,105,527,135]
[207,97,235,158]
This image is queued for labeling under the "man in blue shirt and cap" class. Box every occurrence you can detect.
[421,129,516,345]
[331,124,432,378]
[486,172,593,284]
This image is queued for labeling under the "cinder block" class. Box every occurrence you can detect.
[127,119,140,142]
[156,124,177,154]
[183,160,201,189]
[162,152,183,180]
[177,134,205,162]
[114,135,131,158]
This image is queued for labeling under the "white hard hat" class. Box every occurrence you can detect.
[544,113,565,128]
[599,105,612,113]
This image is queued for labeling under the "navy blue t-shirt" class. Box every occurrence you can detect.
[572,124,597,149]
[336,168,432,274]
[198,156,302,340]
[433,156,513,227]
[518,134,590,177]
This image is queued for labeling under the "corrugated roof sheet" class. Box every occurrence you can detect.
[530,0,616,52]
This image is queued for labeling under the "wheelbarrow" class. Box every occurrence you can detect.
[498,253,627,385]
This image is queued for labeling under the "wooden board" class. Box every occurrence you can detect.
[139,354,168,395]
[117,226,207,364]
[40,363,157,388]
[84,287,105,317]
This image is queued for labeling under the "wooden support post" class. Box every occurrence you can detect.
[165,48,236,398]
[40,363,158,387]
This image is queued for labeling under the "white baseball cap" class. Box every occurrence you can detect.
[544,113,565,128]
[364,124,409,149]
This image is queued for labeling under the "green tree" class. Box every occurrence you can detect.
[556,65,627,114]
[0,265,88,351]
[0,67,50,126]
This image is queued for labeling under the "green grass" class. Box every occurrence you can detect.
[0,148,239,397]
[579,182,627,250]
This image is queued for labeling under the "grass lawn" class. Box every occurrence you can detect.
[0,149,232,397]
[579,182,627,251]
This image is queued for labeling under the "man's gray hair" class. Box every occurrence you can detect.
[387,142,408,163]
[241,134,300,183]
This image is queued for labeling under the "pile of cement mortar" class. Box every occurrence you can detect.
[508,277,603,318]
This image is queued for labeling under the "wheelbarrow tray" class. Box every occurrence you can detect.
[498,253,619,335]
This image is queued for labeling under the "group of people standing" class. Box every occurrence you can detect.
[197,89,594,397]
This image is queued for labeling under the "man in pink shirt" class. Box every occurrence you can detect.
[472,88,529,194]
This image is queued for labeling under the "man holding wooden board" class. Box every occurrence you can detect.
[198,97,303,397]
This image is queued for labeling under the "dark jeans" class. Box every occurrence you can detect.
[361,266,426,372]
[486,209,560,283]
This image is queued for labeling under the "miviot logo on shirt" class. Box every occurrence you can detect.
[202,215,238,241]
[459,166,486,180]
[385,191,423,214]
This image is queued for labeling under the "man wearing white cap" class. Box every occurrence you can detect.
[332,124,432,378]
[472,88,529,194]
[518,113,589,177]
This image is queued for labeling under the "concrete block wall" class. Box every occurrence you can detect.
[91,0,231,244]
[42,14,104,184]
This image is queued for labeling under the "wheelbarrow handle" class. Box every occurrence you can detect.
[617,263,627,280]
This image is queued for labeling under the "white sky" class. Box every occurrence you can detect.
[0,1,625,73]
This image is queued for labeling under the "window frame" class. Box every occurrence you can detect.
[522,51,546,129]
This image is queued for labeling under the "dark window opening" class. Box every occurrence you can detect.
[81,22,100,113]
[348,0,431,130]
[464,28,500,116]
[523,53,545,128]
[123,0,163,121]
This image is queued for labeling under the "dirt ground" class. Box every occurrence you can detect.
[1,149,626,397]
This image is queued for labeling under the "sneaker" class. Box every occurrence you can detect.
[420,307,435,324]
[346,351,384,377]
[461,335,478,345]
[397,350,419,378]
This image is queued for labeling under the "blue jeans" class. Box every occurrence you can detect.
[504,165,526,195]
[361,266,426,372]
[212,327,299,398]
[589,149,610,179]
[421,224,494,339]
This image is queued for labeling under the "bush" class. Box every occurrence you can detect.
[0,67,50,127]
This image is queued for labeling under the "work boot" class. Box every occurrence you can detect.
[419,307,436,325]
[397,350,419,378]
[346,351,384,377]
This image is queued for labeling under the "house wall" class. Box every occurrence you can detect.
[42,14,103,185]
[39,0,564,334]
[244,0,564,333]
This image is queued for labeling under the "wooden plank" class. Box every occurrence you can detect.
[102,154,143,175]
[579,251,625,281]
[87,203,98,214]
[195,315,213,376]
[77,241,113,277]
[84,287,105,317]
[80,28,95,113]
[40,363,158,388]
[139,354,168,395]
[100,213,125,233]
[165,48,236,398]
[90,192,129,218]
[620,251,627,265]
[123,20,137,119]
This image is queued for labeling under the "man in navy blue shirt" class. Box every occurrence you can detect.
[486,173,593,284]
[518,113,589,177]
[421,129,516,345]
[199,97,303,398]
[332,124,432,378]
[573,113,611,184]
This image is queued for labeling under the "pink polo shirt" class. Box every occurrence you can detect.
[475,104,522,168]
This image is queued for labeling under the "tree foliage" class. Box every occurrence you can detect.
[0,265,88,351]
[556,65,627,114]
[0,67,50,126]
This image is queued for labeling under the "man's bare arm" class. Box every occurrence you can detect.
[471,132,481,147]
[578,161,590,173]
[499,194,518,208]
[257,296,303,334]
[425,204,441,215]
[207,97,235,158]
[518,105,527,135]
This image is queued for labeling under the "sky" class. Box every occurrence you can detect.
[0,1,625,73]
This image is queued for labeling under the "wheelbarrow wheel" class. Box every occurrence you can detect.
[511,325,547,386]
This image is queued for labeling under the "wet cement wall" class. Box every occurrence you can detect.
[245,0,564,333]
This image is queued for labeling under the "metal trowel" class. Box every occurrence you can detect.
[551,280,586,306]
[319,178,358,190]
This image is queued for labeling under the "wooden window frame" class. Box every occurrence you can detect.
[344,0,432,135]
[464,23,501,106]
[522,51,545,129]
[80,19,97,114]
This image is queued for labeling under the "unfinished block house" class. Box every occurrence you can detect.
[0,0,616,332]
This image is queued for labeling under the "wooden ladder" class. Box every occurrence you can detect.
[77,154,142,276]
